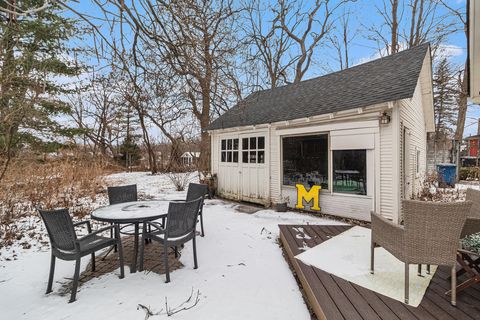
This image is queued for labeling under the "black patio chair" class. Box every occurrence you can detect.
[107,184,138,248]
[107,184,138,205]
[38,208,124,303]
[139,197,203,283]
[169,183,208,236]
[186,183,208,237]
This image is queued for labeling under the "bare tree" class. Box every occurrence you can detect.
[368,0,457,55]
[0,0,51,16]
[328,10,356,70]
[244,0,293,89]
[66,0,243,173]
[433,58,459,136]
[437,0,468,142]
[273,0,351,83]
[245,0,351,87]
[70,73,123,157]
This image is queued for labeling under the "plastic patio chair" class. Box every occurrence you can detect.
[139,197,203,283]
[370,200,472,306]
[38,208,124,303]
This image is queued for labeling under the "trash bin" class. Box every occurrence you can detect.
[436,163,457,187]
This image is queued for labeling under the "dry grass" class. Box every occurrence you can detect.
[0,150,120,249]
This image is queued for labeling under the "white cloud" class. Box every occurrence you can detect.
[355,42,464,67]
[435,44,464,60]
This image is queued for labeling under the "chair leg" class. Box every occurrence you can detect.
[112,223,117,253]
[174,246,178,258]
[69,257,81,303]
[370,242,375,274]
[164,243,170,283]
[451,265,457,306]
[139,224,146,272]
[200,210,205,237]
[427,264,431,275]
[116,226,125,279]
[405,263,409,304]
[193,236,198,269]
[91,253,96,272]
[46,254,56,294]
[418,264,422,276]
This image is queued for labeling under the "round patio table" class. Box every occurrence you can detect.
[91,200,169,273]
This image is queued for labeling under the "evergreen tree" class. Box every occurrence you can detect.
[433,58,458,136]
[0,1,84,179]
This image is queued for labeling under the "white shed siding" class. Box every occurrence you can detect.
[281,187,372,221]
[399,79,428,199]
[379,121,394,220]
[270,126,282,204]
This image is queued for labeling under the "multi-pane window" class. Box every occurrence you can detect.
[333,150,367,195]
[283,134,328,189]
[220,138,239,163]
[242,136,265,164]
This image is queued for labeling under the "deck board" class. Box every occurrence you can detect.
[279,224,480,320]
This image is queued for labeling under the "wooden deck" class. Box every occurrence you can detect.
[279,225,480,320]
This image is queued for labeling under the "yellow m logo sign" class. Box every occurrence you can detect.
[295,184,321,211]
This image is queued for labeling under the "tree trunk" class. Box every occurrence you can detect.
[391,0,399,54]
[454,63,468,142]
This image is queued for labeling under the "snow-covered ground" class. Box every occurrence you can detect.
[0,172,341,319]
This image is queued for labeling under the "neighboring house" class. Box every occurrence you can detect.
[462,137,480,168]
[181,152,200,166]
[207,44,434,223]
[469,0,480,103]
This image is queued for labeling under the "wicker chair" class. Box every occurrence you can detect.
[460,189,480,239]
[370,200,472,305]
[139,197,203,283]
[38,208,124,303]
[186,183,208,237]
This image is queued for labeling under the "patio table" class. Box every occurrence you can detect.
[91,200,169,273]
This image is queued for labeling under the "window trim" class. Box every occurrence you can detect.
[281,132,330,191]
[332,149,368,196]
[280,131,372,198]
[240,135,266,165]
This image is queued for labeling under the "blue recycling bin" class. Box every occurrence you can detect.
[436,163,457,187]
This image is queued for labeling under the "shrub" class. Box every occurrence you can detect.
[0,150,119,251]
[459,167,480,181]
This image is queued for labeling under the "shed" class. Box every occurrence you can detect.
[207,44,434,222]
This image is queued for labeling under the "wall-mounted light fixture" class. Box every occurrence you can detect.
[380,112,391,125]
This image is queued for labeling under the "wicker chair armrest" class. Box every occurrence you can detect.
[371,211,405,257]
[73,220,91,233]
[77,225,116,242]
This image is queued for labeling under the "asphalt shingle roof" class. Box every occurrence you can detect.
[208,43,430,130]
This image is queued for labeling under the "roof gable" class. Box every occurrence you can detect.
[208,43,430,130]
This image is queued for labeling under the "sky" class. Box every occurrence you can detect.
[61,0,479,138]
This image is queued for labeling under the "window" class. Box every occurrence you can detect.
[220,138,239,163]
[333,150,367,195]
[283,134,328,189]
[242,136,265,164]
